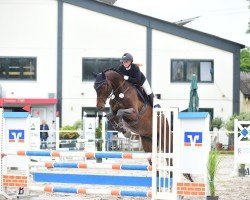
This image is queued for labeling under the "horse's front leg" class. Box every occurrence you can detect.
[116,108,138,138]
[106,112,132,138]
[117,108,138,121]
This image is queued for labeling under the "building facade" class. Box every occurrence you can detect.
[240,72,250,113]
[0,0,244,127]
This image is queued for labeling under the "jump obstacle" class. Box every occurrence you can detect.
[33,114,133,152]
[233,119,250,175]
[38,114,107,151]
[0,108,211,199]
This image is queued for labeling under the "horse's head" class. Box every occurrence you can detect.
[93,71,112,110]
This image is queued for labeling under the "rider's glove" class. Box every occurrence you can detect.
[124,75,129,80]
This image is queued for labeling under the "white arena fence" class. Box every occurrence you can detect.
[0,108,210,199]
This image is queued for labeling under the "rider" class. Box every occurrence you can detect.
[118,53,155,107]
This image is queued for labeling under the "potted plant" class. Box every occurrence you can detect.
[60,125,80,139]
[59,125,80,148]
[211,117,223,130]
[215,142,223,151]
[238,164,246,177]
[95,125,103,163]
[224,112,250,151]
[59,120,82,140]
[95,126,102,151]
[211,117,223,150]
[207,150,220,200]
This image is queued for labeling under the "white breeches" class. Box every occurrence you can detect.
[142,79,152,95]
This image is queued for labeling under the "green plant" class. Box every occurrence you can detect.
[60,125,80,140]
[96,126,102,139]
[207,150,220,197]
[59,120,83,139]
[239,163,245,170]
[96,125,102,151]
[224,112,250,131]
[224,112,250,149]
[238,163,246,177]
[240,48,250,72]
[211,117,223,129]
[224,114,236,131]
[73,120,83,130]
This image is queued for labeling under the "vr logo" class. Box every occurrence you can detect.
[184,132,202,147]
[9,129,25,143]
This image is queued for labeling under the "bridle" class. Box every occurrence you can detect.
[94,71,148,122]
[94,79,107,91]
[108,79,127,99]
[94,73,129,104]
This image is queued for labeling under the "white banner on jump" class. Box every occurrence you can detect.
[29,118,40,150]
[84,117,96,151]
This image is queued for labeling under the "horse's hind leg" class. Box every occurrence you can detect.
[140,136,152,165]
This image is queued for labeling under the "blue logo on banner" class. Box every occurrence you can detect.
[9,129,25,143]
[184,132,202,147]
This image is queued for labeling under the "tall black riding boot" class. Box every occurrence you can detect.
[148,93,154,107]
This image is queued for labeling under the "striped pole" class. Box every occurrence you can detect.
[33,173,172,187]
[30,162,152,171]
[57,138,104,144]
[29,185,152,197]
[4,150,152,159]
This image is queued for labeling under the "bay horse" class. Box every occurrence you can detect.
[93,68,171,156]
[93,68,193,181]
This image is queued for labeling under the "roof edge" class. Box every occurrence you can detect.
[63,0,245,51]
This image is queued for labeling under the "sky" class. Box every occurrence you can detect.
[115,0,250,47]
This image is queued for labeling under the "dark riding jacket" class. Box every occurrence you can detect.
[118,64,146,86]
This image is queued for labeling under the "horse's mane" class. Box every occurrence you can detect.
[103,67,123,77]
[94,67,123,91]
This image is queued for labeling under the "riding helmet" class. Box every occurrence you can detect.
[121,53,133,62]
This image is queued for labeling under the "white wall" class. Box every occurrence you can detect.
[0,1,238,126]
[240,92,250,113]
[0,0,57,98]
[62,4,147,125]
[152,30,234,119]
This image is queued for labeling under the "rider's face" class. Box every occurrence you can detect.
[123,60,132,68]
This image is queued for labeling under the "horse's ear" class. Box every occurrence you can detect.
[102,72,105,79]
[92,72,97,78]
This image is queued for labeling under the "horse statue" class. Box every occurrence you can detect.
[93,68,193,181]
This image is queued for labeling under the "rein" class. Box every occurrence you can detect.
[106,74,148,122]
[108,79,126,99]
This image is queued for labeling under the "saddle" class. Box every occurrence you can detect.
[133,84,149,105]
[133,84,161,108]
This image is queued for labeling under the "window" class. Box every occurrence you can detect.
[171,59,213,83]
[82,58,120,81]
[0,57,36,80]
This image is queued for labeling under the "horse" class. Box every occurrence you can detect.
[93,68,167,154]
[93,68,193,181]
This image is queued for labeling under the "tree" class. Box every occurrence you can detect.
[247,0,250,33]
[240,48,250,71]
[247,20,250,34]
